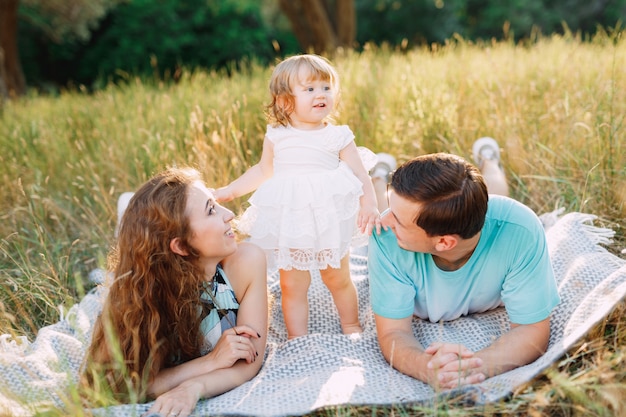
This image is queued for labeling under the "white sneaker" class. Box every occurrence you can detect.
[472,137,501,168]
[116,192,134,237]
[371,152,397,182]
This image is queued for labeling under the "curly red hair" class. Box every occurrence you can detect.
[83,167,208,401]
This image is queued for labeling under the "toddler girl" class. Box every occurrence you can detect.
[215,54,380,339]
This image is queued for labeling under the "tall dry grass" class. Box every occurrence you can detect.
[0,30,624,415]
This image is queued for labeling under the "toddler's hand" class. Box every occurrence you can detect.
[213,186,234,203]
[358,205,381,235]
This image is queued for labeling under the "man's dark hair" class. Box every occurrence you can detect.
[390,153,488,239]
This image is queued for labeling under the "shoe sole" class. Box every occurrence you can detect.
[472,137,501,165]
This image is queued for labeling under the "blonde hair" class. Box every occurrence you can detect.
[266,54,340,126]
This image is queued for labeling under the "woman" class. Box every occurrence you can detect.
[82,167,268,417]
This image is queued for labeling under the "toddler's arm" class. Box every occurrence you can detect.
[214,139,274,202]
[340,142,381,235]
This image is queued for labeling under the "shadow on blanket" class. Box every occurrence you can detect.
[1,211,625,417]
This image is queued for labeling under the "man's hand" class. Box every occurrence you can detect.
[424,342,485,389]
[375,315,490,391]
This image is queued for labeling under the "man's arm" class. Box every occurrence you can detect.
[476,318,550,376]
[375,314,483,388]
[426,317,551,389]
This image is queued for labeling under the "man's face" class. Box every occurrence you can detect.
[380,190,437,253]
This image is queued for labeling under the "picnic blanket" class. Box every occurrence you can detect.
[1,211,625,416]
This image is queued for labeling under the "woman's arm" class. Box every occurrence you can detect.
[214,139,274,202]
[221,241,269,381]
[146,324,260,397]
[146,242,268,416]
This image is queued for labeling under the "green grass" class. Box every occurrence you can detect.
[0,30,625,416]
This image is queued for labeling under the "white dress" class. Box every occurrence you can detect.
[236,123,375,272]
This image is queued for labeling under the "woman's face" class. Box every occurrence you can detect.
[185,181,237,267]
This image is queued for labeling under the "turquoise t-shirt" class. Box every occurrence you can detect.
[368,195,560,325]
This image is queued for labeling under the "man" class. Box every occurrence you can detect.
[368,140,560,389]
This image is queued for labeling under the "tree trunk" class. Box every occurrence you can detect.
[278,0,314,53]
[336,0,355,48]
[300,0,337,53]
[278,0,355,55]
[0,0,25,98]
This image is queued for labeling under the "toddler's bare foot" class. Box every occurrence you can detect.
[341,323,363,334]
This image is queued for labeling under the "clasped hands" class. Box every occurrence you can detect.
[424,342,486,390]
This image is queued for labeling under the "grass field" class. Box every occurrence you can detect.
[0,30,624,416]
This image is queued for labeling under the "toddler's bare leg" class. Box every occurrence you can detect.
[370,153,396,212]
[320,255,363,334]
[480,158,509,196]
[472,137,509,197]
[280,268,311,339]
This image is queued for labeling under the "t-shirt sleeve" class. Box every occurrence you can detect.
[368,229,417,319]
[336,125,355,150]
[265,124,276,144]
[501,219,561,325]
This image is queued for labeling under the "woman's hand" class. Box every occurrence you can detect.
[144,380,202,417]
[205,325,260,369]
[145,325,261,417]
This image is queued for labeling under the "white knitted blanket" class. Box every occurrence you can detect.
[2,211,625,416]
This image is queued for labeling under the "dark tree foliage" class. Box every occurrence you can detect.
[461,0,623,40]
[355,0,625,47]
[355,0,465,46]
[19,0,296,89]
[15,0,626,90]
